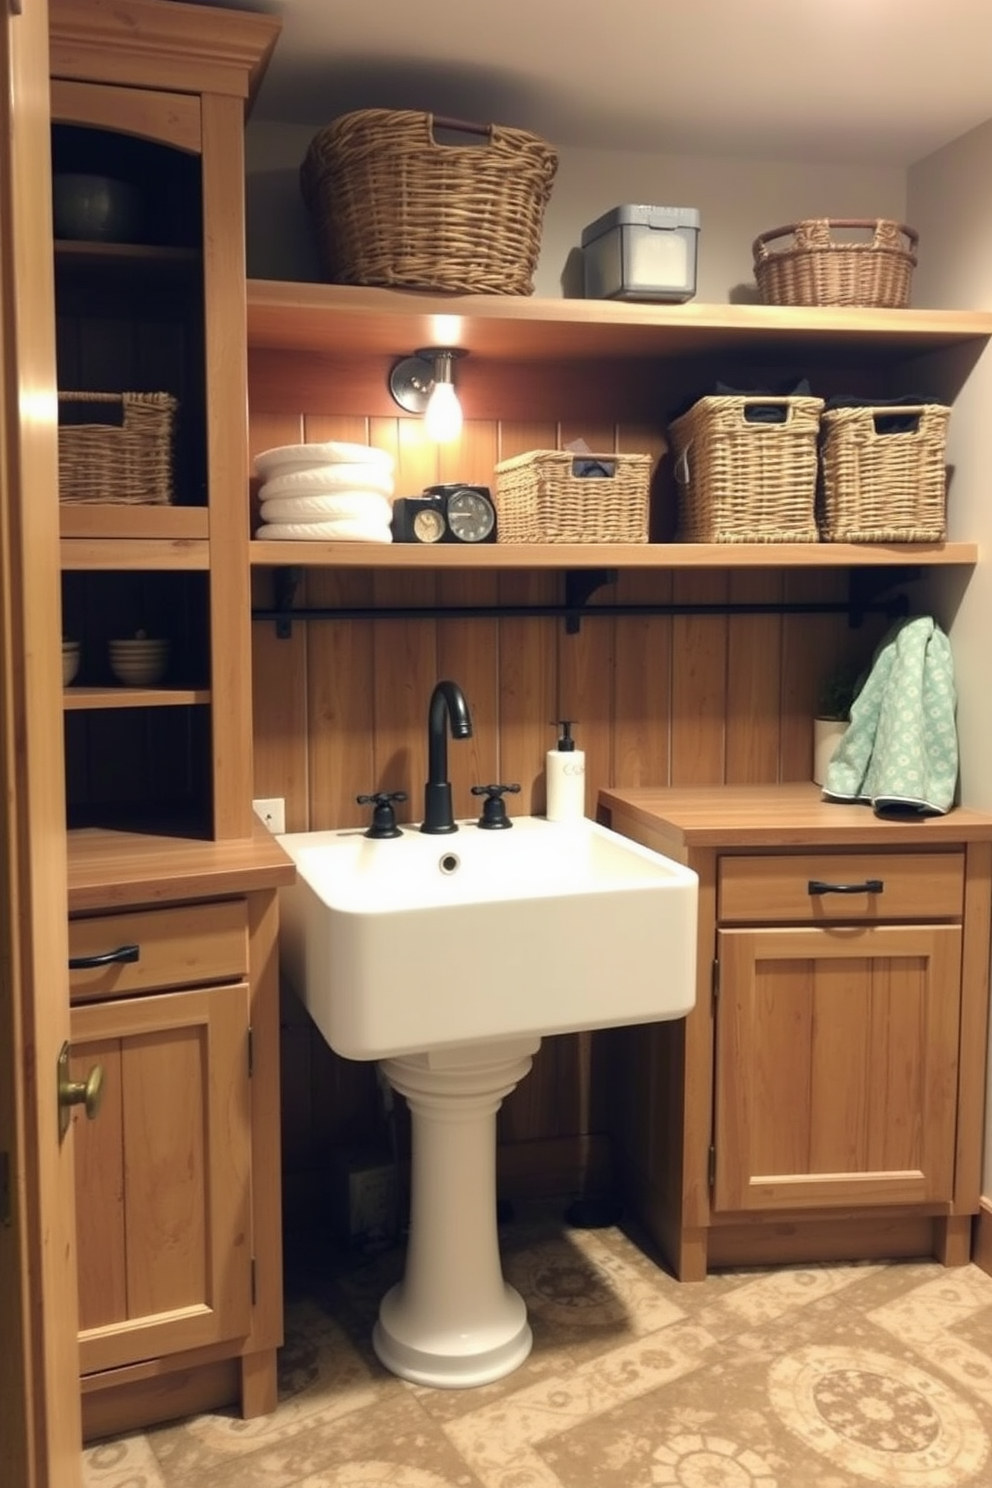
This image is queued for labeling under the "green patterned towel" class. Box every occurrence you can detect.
[823,615,958,816]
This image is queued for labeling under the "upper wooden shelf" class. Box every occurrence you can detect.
[249,540,978,571]
[246,281,992,364]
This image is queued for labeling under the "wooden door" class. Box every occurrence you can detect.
[0,1,82,1485]
[713,923,962,1213]
[70,981,253,1375]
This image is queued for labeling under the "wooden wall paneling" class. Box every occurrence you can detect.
[299,414,380,831]
[248,411,308,827]
[437,422,500,813]
[368,419,439,815]
[304,574,375,830]
[670,570,729,784]
[557,419,618,818]
[495,419,559,815]
[726,569,784,784]
[612,574,673,787]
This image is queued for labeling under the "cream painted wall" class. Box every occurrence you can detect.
[908,117,992,1193]
[244,119,906,301]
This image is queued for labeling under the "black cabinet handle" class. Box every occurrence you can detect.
[68,943,140,970]
[808,879,883,896]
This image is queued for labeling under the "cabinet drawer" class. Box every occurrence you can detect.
[69,899,248,1002]
[718,852,964,923]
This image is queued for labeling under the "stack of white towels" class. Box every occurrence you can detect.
[254,440,395,543]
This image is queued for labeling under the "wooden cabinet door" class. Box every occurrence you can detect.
[712,923,962,1214]
[69,982,252,1375]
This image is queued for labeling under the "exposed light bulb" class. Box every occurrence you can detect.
[423,381,463,442]
[422,351,463,442]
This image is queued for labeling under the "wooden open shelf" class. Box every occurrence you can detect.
[249,539,978,570]
[63,686,210,709]
[247,281,992,364]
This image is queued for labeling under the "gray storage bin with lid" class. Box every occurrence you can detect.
[581,204,700,302]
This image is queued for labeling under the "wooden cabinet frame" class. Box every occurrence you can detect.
[599,785,992,1282]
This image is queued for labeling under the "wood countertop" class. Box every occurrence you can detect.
[67,822,295,912]
[598,783,992,849]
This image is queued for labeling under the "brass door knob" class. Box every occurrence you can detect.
[57,1041,104,1137]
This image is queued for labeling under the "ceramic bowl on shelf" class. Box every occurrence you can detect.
[52,173,144,243]
[62,640,80,687]
[108,637,170,687]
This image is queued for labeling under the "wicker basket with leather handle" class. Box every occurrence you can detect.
[753,219,918,308]
[300,109,558,295]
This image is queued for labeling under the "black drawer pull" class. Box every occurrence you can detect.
[808,879,883,896]
[68,943,140,970]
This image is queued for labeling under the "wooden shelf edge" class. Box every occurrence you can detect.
[246,280,992,360]
[60,507,209,541]
[248,539,979,571]
[64,687,210,710]
[61,538,210,570]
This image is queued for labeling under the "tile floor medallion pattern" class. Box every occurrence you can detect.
[81,1211,992,1488]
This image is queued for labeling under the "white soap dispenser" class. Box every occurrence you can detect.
[546,720,586,822]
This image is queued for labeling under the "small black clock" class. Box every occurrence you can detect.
[391,484,497,545]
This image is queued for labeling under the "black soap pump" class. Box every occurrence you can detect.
[546,720,586,822]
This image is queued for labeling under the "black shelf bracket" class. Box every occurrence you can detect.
[254,563,916,636]
[272,566,303,638]
[846,566,916,628]
[563,568,617,633]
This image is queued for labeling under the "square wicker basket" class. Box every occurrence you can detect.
[669,394,824,542]
[493,450,651,544]
[58,391,176,505]
[818,403,950,542]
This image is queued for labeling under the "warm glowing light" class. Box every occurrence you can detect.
[423,380,463,442]
[422,352,463,442]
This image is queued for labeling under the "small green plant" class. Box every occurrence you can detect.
[817,663,861,721]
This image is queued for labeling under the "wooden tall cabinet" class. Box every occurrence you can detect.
[47,0,293,1442]
[50,0,279,840]
[599,784,992,1282]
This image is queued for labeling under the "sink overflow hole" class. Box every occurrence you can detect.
[438,853,461,874]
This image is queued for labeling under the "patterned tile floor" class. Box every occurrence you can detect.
[82,1209,992,1487]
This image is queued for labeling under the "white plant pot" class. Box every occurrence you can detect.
[813,716,848,787]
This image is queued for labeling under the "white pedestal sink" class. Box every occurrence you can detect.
[278,815,697,1388]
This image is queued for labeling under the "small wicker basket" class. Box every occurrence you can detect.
[493,450,651,544]
[818,403,949,542]
[753,219,918,308]
[300,109,558,295]
[669,394,824,543]
[58,391,176,505]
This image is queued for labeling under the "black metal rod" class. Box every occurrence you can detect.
[252,599,906,623]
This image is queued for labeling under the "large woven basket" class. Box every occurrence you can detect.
[493,450,651,544]
[819,403,949,542]
[58,391,176,505]
[753,219,918,308]
[300,109,558,295]
[669,395,824,543]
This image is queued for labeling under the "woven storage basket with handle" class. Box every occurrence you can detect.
[300,109,558,295]
[753,219,918,308]
[819,403,949,542]
[669,394,824,543]
[493,450,651,543]
[58,391,176,505]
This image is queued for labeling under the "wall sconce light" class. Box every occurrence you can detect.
[389,347,466,443]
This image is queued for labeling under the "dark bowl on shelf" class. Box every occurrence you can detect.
[52,173,144,243]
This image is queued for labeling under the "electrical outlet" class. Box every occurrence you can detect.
[252,797,285,834]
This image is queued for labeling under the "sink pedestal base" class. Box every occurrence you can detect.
[374,1036,540,1388]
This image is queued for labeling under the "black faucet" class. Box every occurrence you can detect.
[421,680,473,834]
